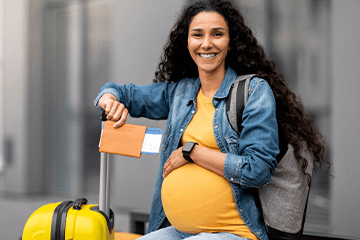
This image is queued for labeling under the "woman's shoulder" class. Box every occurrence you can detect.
[247,76,275,102]
[173,77,199,96]
[248,76,268,88]
[177,77,198,86]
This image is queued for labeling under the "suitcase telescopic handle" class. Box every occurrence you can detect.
[100,111,111,217]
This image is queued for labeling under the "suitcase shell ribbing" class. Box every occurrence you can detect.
[22,201,115,240]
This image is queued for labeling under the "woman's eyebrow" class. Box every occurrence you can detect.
[190,27,225,32]
[213,27,225,31]
[190,28,202,32]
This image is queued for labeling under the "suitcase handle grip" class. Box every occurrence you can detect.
[73,198,88,210]
[101,110,108,121]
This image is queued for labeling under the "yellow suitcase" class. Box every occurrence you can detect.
[23,198,114,240]
[23,112,116,240]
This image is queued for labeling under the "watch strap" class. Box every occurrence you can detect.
[183,142,198,163]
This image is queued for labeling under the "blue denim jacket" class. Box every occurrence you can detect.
[94,67,279,240]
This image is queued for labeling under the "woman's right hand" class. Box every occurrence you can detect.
[98,93,128,128]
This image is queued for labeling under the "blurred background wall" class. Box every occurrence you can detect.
[0,0,359,239]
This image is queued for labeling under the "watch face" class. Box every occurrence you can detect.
[183,142,194,152]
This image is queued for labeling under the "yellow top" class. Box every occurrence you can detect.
[161,89,258,239]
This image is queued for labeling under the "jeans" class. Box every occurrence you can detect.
[137,226,250,240]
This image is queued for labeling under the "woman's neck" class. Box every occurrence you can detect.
[198,68,226,98]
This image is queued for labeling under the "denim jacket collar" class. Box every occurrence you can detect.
[214,66,238,99]
[187,78,201,105]
[187,66,237,105]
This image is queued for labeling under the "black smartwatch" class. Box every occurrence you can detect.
[182,142,198,163]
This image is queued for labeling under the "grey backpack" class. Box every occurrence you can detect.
[226,75,314,240]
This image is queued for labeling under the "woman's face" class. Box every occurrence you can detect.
[187,11,230,76]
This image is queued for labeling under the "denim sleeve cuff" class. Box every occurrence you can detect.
[93,88,122,110]
[223,153,242,184]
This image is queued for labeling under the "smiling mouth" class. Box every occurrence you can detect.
[199,53,217,59]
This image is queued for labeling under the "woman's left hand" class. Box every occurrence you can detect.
[163,147,188,178]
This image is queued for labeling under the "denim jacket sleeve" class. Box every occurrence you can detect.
[223,79,279,188]
[94,81,176,120]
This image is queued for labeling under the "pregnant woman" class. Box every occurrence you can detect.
[94,1,325,239]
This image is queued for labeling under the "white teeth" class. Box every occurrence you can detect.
[200,53,216,58]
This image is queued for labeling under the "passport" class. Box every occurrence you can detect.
[99,121,147,158]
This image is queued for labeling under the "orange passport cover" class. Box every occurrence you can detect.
[99,121,147,158]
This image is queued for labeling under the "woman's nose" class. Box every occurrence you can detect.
[201,35,213,49]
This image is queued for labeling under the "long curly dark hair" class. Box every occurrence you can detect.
[154,0,326,185]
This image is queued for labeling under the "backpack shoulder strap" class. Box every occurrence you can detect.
[226,74,257,135]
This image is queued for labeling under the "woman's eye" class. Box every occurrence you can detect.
[192,33,202,37]
[214,32,223,37]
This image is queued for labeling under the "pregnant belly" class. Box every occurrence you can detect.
[161,163,241,233]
